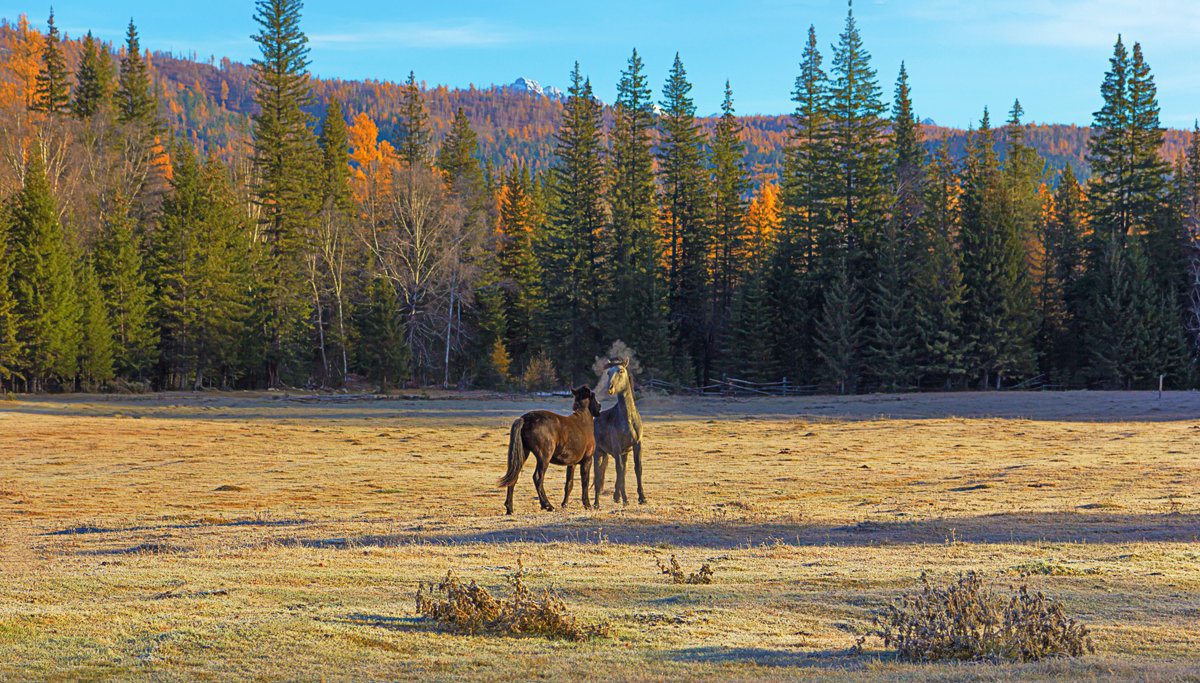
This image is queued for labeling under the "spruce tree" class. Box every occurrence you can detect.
[828,3,888,278]
[607,48,670,376]
[658,54,711,383]
[76,257,115,386]
[33,9,71,114]
[398,71,432,167]
[867,64,923,390]
[498,165,544,370]
[545,63,606,383]
[115,20,157,125]
[727,268,775,382]
[358,277,411,391]
[9,152,79,391]
[94,197,157,378]
[250,0,320,386]
[816,258,862,394]
[437,107,485,196]
[73,31,114,118]
[316,95,354,381]
[709,81,750,377]
[772,25,832,381]
[913,140,965,387]
[0,200,22,383]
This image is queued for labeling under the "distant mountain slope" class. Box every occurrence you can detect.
[2,20,1192,182]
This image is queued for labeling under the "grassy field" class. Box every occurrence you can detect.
[1,390,1199,681]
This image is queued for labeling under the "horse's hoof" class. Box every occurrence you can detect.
[505,509,513,516]
[639,497,647,505]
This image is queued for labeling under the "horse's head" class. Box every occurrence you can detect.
[572,385,601,418]
[603,358,631,396]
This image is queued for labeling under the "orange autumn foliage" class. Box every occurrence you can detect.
[0,15,41,110]
[347,111,398,211]
[743,180,782,261]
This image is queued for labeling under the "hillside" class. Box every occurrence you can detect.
[1,17,1194,182]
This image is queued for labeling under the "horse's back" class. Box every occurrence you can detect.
[521,409,593,462]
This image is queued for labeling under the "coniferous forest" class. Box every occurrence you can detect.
[1,2,1199,393]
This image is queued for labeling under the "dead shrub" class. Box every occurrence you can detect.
[520,353,558,392]
[862,571,1094,662]
[415,561,607,641]
[656,554,714,585]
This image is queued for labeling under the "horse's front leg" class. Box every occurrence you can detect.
[633,440,646,504]
[533,456,553,511]
[592,451,607,509]
[580,454,592,510]
[561,464,575,508]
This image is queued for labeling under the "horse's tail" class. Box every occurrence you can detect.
[497,417,525,488]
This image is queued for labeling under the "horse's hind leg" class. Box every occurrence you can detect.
[562,465,575,508]
[592,452,607,509]
[615,451,630,505]
[532,455,553,511]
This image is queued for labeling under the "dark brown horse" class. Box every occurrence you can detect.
[498,386,601,515]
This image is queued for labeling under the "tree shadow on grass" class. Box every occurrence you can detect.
[320,613,434,633]
[290,511,1200,551]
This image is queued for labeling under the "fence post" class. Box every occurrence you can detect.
[783,376,787,396]
[1159,374,1164,400]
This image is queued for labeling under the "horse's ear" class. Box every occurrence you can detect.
[620,358,629,368]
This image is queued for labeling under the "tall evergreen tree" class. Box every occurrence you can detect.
[73,31,114,119]
[815,258,862,393]
[772,25,832,381]
[9,152,79,391]
[709,81,750,377]
[866,63,923,389]
[545,63,606,383]
[913,140,965,386]
[94,197,157,378]
[250,0,320,386]
[358,277,411,390]
[33,9,70,114]
[76,257,115,386]
[1042,165,1087,382]
[828,3,888,278]
[498,165,543,369]
[315,95,354,382]
[115,20,156,125]
[658,54,711,383]
[398,71,432,167]
[437,107,485,196]
[0,200,22,383]
[607,49,670,376]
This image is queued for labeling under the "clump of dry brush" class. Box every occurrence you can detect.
[656,554,714,585]
[415,560,608,641]
[862,571,1094,662]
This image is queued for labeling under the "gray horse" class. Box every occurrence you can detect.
[592,359,646,506]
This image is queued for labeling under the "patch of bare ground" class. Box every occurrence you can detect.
[1,390,1198,680]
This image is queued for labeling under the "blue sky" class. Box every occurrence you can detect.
[13,0,1200,128]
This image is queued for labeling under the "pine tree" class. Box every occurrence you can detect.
[545,63,606,383]
[658,54,711,383]
[828,3,888,279]
[816,258,862,394]
[866,64,923,390]
[73,31,114,118]
[9,151,79,391]
[727,268,774,382]
[913,140,965,387]
[250,0,320,386]
[772,25,832,381]
[115,20,157,125]
[76,257,115,386]
[498,165,544,371]
[315,95,354,382]
[94,197,157,378]
[33,9,70,114]
[398,71,432,167]
[0,200,22,383]
[607,48,670,377]
[437,107,485,196]
[709,81,750,378]
[1042,165,1086,382]
[358,277,411,391]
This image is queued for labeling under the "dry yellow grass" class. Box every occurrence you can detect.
[1,390,1199,681]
